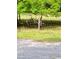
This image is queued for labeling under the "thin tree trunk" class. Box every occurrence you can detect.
[18,13,21,20]
[17,13,18,20]
[38,15,42,30]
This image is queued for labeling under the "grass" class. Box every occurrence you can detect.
[17,26,61,42]
[18,13,61,21]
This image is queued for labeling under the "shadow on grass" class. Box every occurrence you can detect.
[17,19,61,28]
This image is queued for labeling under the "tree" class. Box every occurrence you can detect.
[17,0,61,29]
[17,0,25,20]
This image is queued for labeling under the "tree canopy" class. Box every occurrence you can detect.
[17,0,61,16]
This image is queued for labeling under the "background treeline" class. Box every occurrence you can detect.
[17,0,61,29]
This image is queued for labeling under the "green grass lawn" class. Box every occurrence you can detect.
[17,26,61,42]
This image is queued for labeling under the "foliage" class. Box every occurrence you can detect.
[17,0,61,16]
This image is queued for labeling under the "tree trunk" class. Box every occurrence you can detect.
[18,13,21,20]
[17,13,18,20]
[38,15,42,30]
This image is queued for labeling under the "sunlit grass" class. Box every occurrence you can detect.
[19,13,61,21]
[17,27,61,42]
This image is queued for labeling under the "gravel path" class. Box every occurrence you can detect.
[17,40,61,59]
